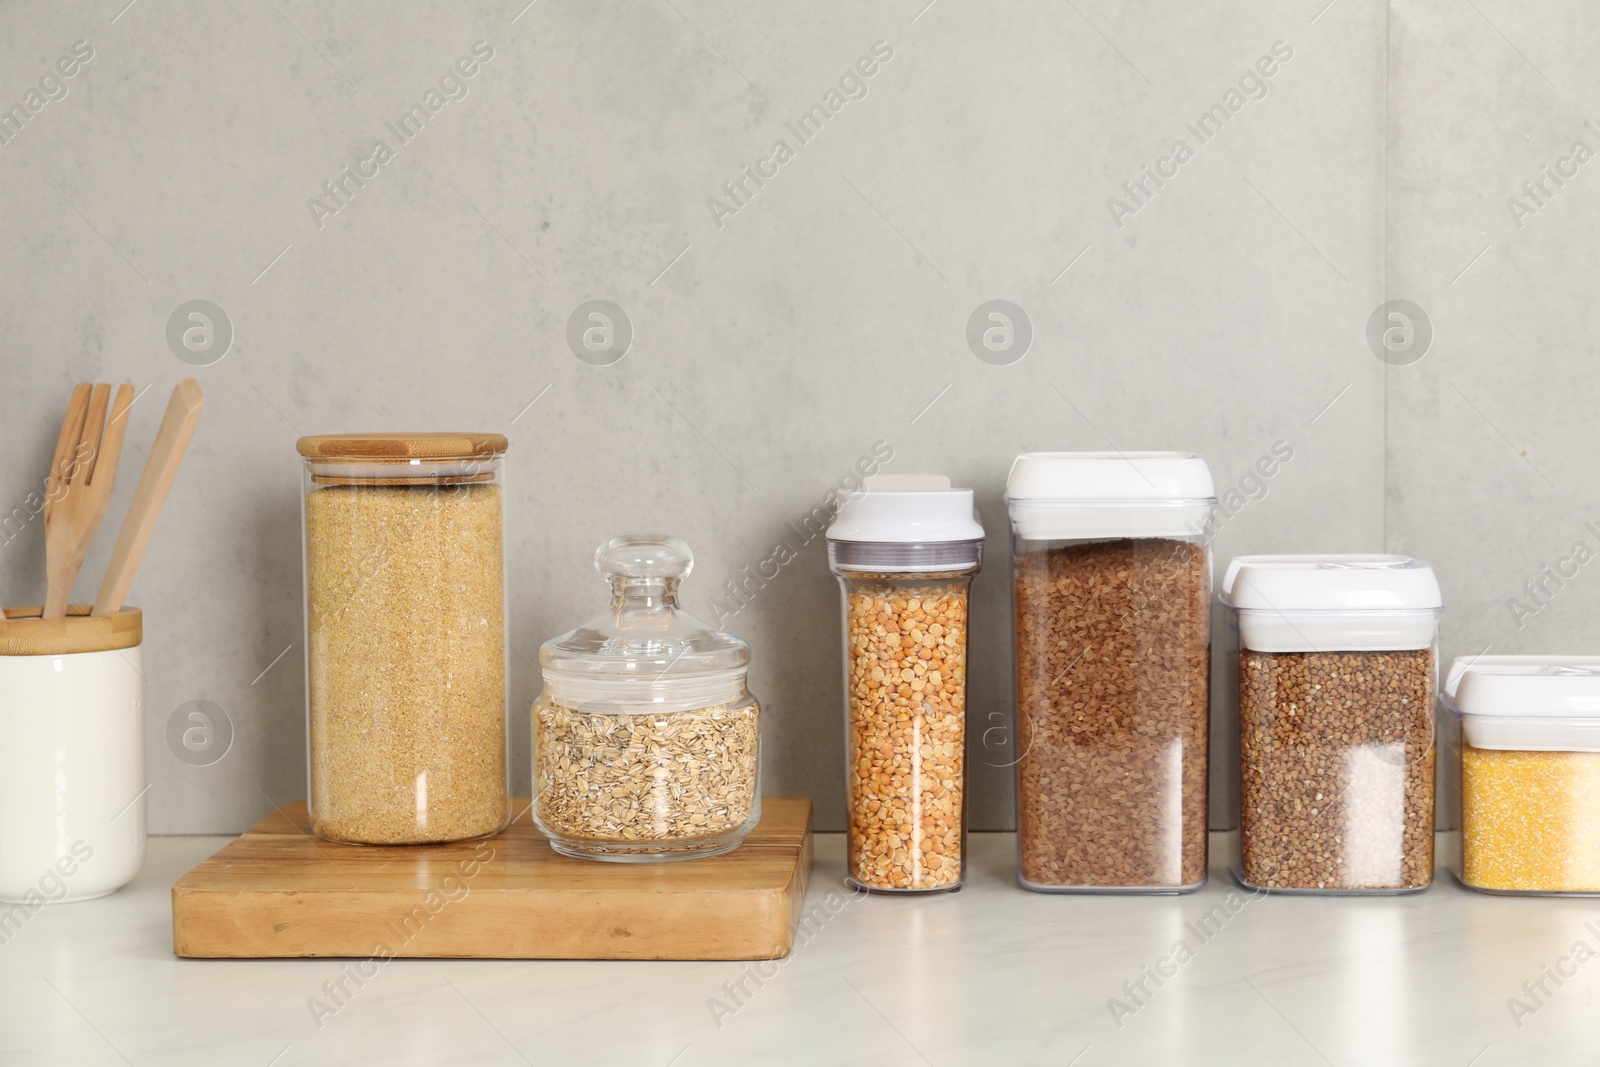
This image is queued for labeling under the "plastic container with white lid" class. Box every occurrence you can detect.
[1222,554,1441,893]
[1005,452,1215,893]
[1445,655,1600,894]
[827,475,981,892]
[533,535,761,862]
[1223,554,1442,651]
[1006,451,1216,540]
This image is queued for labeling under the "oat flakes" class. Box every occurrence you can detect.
[533,700,759,853]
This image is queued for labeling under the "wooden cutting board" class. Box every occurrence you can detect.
[172,797,812,961]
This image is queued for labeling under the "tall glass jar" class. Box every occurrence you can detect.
[827,475,983,894]
[1006,452,1215,893]
[534,535,761,862]
[1223,555,1441,893]
[298,433,509,845]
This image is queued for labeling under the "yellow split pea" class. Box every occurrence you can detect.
[845,576,968,891]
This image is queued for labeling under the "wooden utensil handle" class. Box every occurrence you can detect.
[91,379,204,617]
[41,384,92,618]
[42,546,75,620]
[43,383,90,527]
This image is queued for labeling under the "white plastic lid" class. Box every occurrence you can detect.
[1445,655,1600,752]
[827,475,983,573]
[1222,555,1442,652]
[1004,452,1216,539]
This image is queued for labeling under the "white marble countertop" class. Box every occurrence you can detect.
[0,830,1594,1066]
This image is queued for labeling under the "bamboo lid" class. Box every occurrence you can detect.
[0,605,143,656]
[296,433,508,460]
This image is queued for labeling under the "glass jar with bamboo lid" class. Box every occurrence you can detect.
[298,433,509,845]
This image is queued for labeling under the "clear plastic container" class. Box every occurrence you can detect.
[299,433,509,845]
[1005,452,1215,893]
[1444,656,1600,896]
[827,475,982,894]
[533,535,761,862]
[1223,555,1441,894]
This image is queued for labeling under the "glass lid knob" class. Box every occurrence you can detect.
[594,534,694,583]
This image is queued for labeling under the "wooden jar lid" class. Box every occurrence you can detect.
[296,433,508,460]
[0,606,143,656]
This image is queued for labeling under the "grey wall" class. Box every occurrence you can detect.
[1386,0,1600,827]
[0,0,1565,836]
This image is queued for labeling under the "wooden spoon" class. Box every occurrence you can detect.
[42,382,137,619]
[92,379,204,617]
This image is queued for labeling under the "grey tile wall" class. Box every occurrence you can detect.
[1388,0,1600,828]
[7,0,1527,837]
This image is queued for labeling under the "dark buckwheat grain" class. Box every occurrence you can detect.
[1014,538,1210,889]
[1238,647,1435,891]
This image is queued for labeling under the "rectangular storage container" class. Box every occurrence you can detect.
[827,475,983,893]
[1223,555,1440,893]
[1445,655,1600,896]
[1006,452,1215,893]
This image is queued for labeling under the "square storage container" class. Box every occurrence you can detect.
[1445,655,1600,896]
[1223,555,1441,894]
[1005,452,1215,893]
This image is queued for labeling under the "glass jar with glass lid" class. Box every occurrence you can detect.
[533,534,761,861]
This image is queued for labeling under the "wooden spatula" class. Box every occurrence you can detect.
[92,379,204,617]
[42,382,136,618]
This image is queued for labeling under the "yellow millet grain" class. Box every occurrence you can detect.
[1462,744,1600,892]
[844,576,967,891]
[307,482,508,845]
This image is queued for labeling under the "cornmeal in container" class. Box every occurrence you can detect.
[1446,655,1600,895]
